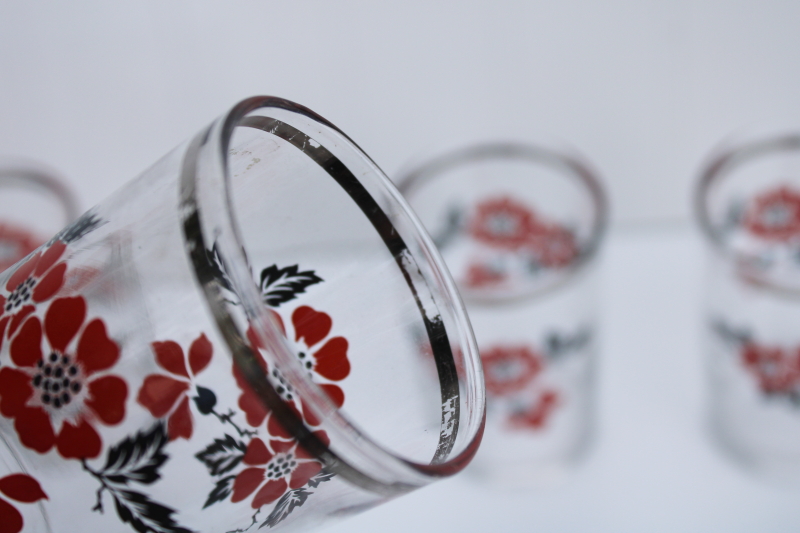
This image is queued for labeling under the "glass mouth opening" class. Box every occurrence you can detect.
[179,96,485,495]
[396,142,608,303]
[695,133,800,295]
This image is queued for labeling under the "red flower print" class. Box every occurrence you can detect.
[470,197,539,250]
[464,263,506,288]
[741,343,800,396]
[230,433,328,509]
[0,239,67,350]
[744,186,800,242]
[468,196,579,269]
[0,222,42,274]
[508,390,560,430]
[527,225,579,268]
[0,296,127,459]
[0,473,47,533]
[481,345,543,397]
[137,333,213,441]
[234,306,350,434]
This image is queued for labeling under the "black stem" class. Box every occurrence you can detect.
[212,408,257,438]
[82,459,111,513]
[226,508,261,533]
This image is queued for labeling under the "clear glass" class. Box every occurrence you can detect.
[0,96,485,532]
[397,142,607,486]
[0,162,78,272]
[696,132,800,482]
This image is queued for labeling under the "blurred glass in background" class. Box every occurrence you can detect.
[0,162,77,272]
[397,142,607,486]
[696,131,800,483]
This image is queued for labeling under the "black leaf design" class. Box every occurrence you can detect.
[431,205,464,249]
[260,470,334,528]
[57,210,105,244]
[203,475,236,509]
[259,265,323,307]
[203,243,234,293]
[193,386,217,415]
[195,434,247,477]
[711,318,751,346]
[260,487,311,529]
[305,471,334,489]
[113,489,193,533]
[101,422,168,485]
[545,326,592,360]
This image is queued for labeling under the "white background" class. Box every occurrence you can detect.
[3,1,800,227]
[2,2,800,531]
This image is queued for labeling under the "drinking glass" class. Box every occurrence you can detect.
[0,96,485,533]
[396,142,607,486]
[0,162,78,272]
[696,132,800,481]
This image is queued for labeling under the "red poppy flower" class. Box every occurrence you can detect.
[526,225,579,268]
[230,432,328,509]
[744,186,800,241]
[0,222,42,274]
[508,389,560,430]
[469,197,540,250]
[481,345,543,397]
[234,306,350,435]
[0,239,67,351]
[137,333,213,441]
[0,473,47,533]
[0,296,127,459]
[741,343,800,395]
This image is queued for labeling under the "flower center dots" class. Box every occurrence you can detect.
[32,352,81,409]
[5,277,35,312]
[297,351,314,373]
[265,453,297,479]
[272,368,294,401]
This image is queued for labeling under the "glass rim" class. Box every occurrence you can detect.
[396,141,609,299]
[179,96,485,495]
[695,132,800,246]
[0,161,80,226]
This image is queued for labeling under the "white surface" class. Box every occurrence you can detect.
[2,1,800,226]
[323,226,800,533]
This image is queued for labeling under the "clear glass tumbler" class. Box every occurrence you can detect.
[397,142,607,486]
[0,96,485,533]
[0,162,78,273]
[696,132,800,482]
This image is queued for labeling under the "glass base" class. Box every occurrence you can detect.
[711,418,800,486]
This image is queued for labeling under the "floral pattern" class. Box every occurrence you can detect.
[481,344,560,431]
[231,433,328,509]
[0,473,47,533]
[235,306,350,435]
[0,246,345,531]
[713,319,800,407]
[464,263,506,288]
[744,186,800,242]
[470,197,539,250]
[463,196,579,290]
[481,345,543,397]
[508,390,560,430]
[741,342,800,403]
[137,333,214,440]
[0,239,67,350]
[479,331,588,433]
[0,222,42,274]
[0,296,126,459]
[528,224,578,268]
